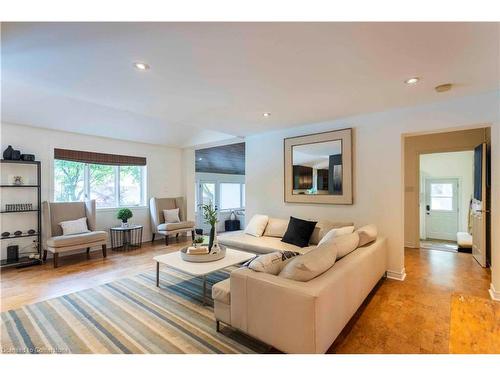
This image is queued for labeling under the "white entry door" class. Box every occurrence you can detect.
[472,143,487,267]
[425,178,459,241]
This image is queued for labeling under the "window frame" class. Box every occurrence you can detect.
[53,159,147,209]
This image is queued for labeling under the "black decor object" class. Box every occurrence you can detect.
[208,227,215,251]
[21,154,35,161]
[11,150,21,160]
[195,228,203,236]
[7,245,19,262]
[28,229,36,235]
[14,230,22,236]
[225,219,240,231]
[3,145,14,160]
[281,216,317,248]
[2,232,10,238]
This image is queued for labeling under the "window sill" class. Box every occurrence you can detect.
[96,206,149,213]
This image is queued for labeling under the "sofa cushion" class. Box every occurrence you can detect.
[281,217,317,248]
[212,278,231,304]
[59,217,90,236]
[47,231,107,248]
[279,237,339,282]
[263,218,288,238]
[309,221,355,245]
[318,226,355,246]
[163,208,180,223]
[332,232,360,259]
[245,251,300,275]
[158,221,195,232]
[218,231,315,254]
[244,214,269,237]
[356,224,378,247]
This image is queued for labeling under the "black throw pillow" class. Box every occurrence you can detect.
[281,216,318,248]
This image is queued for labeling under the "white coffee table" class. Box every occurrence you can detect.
[153,248,255,305]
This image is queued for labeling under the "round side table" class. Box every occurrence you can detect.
[110,225,143,251]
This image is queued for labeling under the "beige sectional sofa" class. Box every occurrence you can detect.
[214,217,387,353]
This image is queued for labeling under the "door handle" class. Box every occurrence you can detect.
[475,209,490,213]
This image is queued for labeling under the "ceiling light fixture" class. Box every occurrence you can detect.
[435,83,453,93]
[263,112,271,117]
[404,77,420,85]
[133,62,150,71]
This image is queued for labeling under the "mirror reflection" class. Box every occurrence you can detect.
[292,140,343,195]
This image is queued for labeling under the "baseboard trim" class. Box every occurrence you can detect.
[489,283,500,301]
[404,241,419,249]
[386,268,406,281]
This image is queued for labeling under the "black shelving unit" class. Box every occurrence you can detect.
[1,159,42,268]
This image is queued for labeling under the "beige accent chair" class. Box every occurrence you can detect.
[149,197,195,245]
[42,200,108,268]
[212,237,387,353]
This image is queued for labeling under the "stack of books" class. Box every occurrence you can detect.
[186,246,209,255]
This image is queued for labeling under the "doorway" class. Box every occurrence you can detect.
[419,151,474,252]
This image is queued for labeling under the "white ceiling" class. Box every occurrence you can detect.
[2,22,499,147]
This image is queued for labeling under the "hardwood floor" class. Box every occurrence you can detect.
[0,237,190,312]
[1,239,498,353]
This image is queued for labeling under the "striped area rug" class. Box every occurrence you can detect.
[1,267,268,354]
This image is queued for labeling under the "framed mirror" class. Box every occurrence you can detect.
[284,128,353,204]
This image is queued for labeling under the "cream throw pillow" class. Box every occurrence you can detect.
[309,220,355,245]
[163,208,180,223]
[245,251,300,275]
[279,238,339,282]
[356,224,378,246]
[59,217,90,236]
[279,231,360,281]
[318,226,355,246]
[244,214,269,237]
[263,218,289,238]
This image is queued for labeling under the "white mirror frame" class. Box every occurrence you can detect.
[284,128,353,205]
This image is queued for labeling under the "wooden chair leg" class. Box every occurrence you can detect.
[151,233,156,243]
[216,320,220,332]
[102,244,107,258]
[165,235,169,246]
[42,250,47,261]
[53,253,59,268]
[86,247,90,259]
[176,233,179,241]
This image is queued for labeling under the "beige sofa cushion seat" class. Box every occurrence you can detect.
[218,231,315,254]
[47,230,107,248]
[157,221,195,232]
[212,278,231,304]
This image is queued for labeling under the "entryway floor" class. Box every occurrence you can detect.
[420,239,458,252]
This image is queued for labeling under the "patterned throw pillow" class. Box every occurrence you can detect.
[244,251,300,275]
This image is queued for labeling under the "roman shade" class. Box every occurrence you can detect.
[54,148,146,166]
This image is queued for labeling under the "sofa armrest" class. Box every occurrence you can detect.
[84,200,97,231]
[230,268,319,353]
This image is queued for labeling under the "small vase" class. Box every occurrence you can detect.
[3,145,13,160]
[121,220,128,228]
[208,226,218,253]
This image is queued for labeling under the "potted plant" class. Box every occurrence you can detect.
[200,202,219,252]
[117,208,133,227]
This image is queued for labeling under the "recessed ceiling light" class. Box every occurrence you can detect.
[405,77,420,85]
[263,112,271,117]
[133,62,150,71]
[435,83,453,93]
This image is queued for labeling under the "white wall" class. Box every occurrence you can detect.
[0,123,184,258]
[245,90,499,283]
[419,151,474,238]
